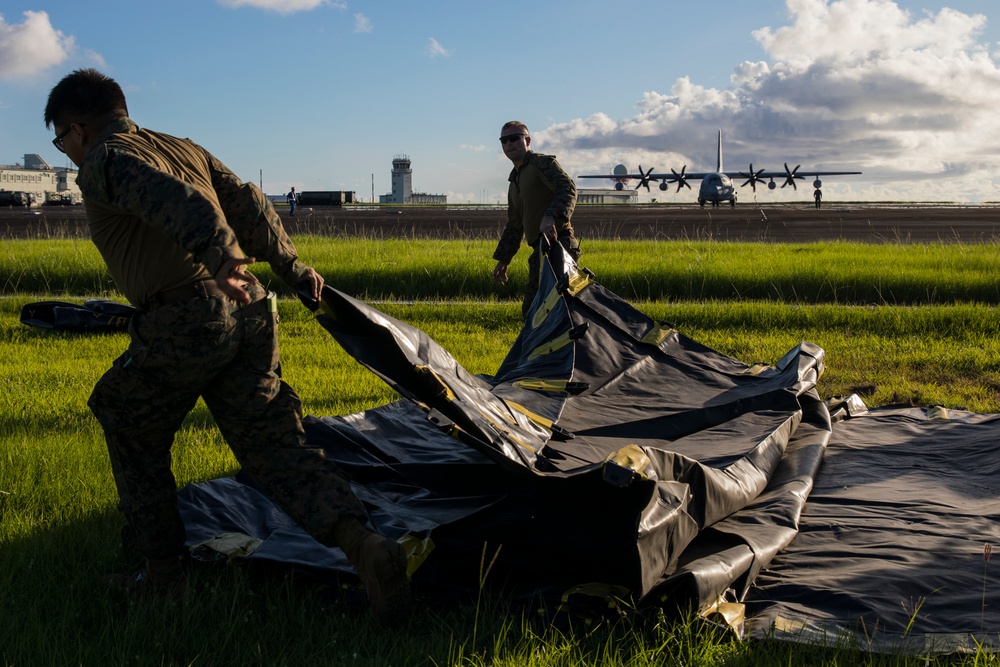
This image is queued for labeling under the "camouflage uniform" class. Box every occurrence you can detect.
[492,151,580,318]
[79,118,365,559]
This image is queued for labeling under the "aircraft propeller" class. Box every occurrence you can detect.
[636,166,655,191]
[668,166,691,192]
[739,164,766,192]
[781,163,802,190]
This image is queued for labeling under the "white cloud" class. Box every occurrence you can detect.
[354,13,372,33]
[0,11,74,79]
[82,48,107,69]
[427,38,450,58]
[460,144,490,153]
[217,0,346,12]
[543,0,1000,202]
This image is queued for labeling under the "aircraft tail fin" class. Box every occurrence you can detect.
[717,129,723,172]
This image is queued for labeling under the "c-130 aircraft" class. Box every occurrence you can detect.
[578,130,862,207]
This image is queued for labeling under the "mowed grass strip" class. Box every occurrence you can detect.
[5,236,1000,304]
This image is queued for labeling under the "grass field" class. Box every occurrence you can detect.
[2,236,999,665]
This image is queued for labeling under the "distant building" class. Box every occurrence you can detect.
[379,154,446,204]
[0,154,81,204]
[576,187,639,204]
[297,191,356,206]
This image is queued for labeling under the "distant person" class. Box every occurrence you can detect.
[492,120,579,319]
[43,69,410,625]
[287,186,297,216]
[814,188,822,209]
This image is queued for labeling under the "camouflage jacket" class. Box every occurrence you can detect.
[77,118,308,308]
[493,151,577,265]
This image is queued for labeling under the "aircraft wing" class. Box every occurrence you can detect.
[577,170,862,180]
[578,172,713,180]
[722,170,862,178]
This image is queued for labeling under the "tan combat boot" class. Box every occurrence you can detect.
[334,517,412,626]
[107,555,187,600]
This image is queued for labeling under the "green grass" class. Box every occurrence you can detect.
[3,236,1000,665]
[7,236,1000,304]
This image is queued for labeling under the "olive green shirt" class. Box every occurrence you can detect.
[493,151,577,265]
[77,118,308,309]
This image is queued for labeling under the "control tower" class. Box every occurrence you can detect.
[379,154,446,204]
[388,154,412,204]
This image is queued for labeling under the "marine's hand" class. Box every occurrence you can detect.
[492,261,509,285]
[214,257,259,305]
[540,215,558,239]
[299,265,325,301]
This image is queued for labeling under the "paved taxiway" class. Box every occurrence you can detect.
[3,204,1000,243]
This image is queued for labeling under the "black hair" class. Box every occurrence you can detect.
[44,68,128,129]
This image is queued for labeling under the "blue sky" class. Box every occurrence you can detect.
[3,0,1000,203]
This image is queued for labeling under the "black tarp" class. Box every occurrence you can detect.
[745,398,1000,653]
[19,299,136,332]
[52,239,991,652]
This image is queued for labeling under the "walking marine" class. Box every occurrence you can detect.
[492,121,580,319]
[44,69,410,625]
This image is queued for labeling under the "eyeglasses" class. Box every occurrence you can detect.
[52,124,84,153]
[499,134,525,145]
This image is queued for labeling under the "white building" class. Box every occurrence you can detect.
[0,154,81,204]
[379,154,447,204]
[576,188,639,205]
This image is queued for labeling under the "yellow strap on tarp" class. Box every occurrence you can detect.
[603,444,651,486]
[641,323,676,346]
[414,365,456,402]
[504,400,554,430]
[513,378,573,393]
[565,270,594,296]
[190,532,263,562]
[399,534,435,579]
[530,286,562,329]
[702,598,746,636]
[527,330,574,360]
[927,405,951,421]
[316,298,336,320]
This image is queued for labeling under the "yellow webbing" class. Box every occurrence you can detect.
[414,365,456,402]
[530,287,562,329]
[513,378,573,393]
[504,400,554,429]
[565,270,594,296]
[927,405,951,421]
[604,444,651,480]
[641,323,675,346]
[527,330,574,360]
[398,535,435,579]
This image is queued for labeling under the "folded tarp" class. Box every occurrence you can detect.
[19,299,136,332]
[172,240,997,652]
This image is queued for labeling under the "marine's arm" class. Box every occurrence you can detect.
[492,188,525,266]
[535,154,577,233]
[205,150,319,297]
[94,147,242,278]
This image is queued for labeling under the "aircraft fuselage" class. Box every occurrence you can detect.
[698,173,736,207]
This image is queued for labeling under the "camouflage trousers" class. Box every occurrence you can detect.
[89,282,366,559]
[522,231,581,320]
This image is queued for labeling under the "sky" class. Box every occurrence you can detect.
[3,0,1000,204]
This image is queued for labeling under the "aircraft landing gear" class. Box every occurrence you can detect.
[730,198,736,207]
[698,198,705,208]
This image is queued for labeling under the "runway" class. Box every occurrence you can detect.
[4,203,1000,243]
